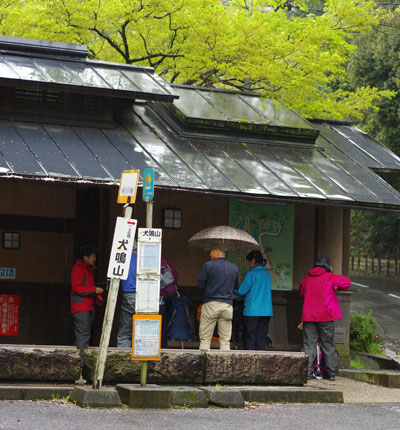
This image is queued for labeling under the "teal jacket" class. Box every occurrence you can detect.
[233,266,273,317]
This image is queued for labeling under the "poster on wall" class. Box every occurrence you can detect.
[0,294,19,336]
[228,199,294,291]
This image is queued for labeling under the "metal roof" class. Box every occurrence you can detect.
[1,97,400,210]
[0,37,178,103]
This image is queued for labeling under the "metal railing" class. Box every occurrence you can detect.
[350,255,400,278]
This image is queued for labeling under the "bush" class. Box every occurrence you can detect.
[350,311,384,355]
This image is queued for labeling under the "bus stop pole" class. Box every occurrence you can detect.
[140,200,153,387]
[93,206,133,389]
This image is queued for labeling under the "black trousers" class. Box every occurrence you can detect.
[243,316,271,351]
[72,311,93,367]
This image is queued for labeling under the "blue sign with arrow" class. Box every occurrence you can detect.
[142,168,155,202]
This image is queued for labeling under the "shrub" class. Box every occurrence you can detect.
[350,311,384,355]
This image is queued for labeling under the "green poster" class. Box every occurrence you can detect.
[228,199,294,291]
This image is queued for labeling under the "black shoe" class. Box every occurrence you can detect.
[324,375,335,381]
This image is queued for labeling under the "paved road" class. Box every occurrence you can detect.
[350,275,400,352]
[1,400,400,430]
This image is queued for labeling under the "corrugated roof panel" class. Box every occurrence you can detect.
[122,70,169,95]
[238,95,313,129]
[133,105,238,191]
[198,90,266,122]
[3,55,49,82]
[72,127,132,180]
[121,106,206,189]
[245,143,326,199]
[33,58,82,85]
[333,125,400,170]
[213,140,298,197]
[62,62,110,88]
[188,138,268,194]
[13,121,79,178]
[0,120,46,176]
[101,126,178,187]
[317,136,400,205]
[172,87,226,120]
[43,124,112,181]
[272,146,353,201]
[313,122,385,170]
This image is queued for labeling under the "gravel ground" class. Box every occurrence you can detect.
[308,376,400,403]
[1,400,400,430]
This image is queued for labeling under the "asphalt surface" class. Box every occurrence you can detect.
[1,400,400,430]
[350,274,400,352]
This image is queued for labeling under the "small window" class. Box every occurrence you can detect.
[162,208,182,229]
[2,232,20,249]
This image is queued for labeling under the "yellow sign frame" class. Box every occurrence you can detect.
[117,170,140,204]
[132,314,162,361]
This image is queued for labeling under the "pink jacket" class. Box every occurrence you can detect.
[300,267,351,322]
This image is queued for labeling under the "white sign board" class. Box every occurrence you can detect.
[137,228,162,275]
[135,278,160,314]
[107,217,138,280]
[133,317,161,359]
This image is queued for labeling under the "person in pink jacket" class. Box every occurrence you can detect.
[300,257,351,381]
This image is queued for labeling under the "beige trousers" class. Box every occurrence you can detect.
[199,300,233,351]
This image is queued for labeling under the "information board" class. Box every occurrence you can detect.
[132,315,161,360]
[0,295,19,336]
[117,170,140,204]
[135,278,160,314]
[228,199,294,290]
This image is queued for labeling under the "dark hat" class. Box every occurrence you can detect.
[314,256,332,272]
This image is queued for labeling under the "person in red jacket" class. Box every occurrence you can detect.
[71,245,103,383]
[300,257,351,381]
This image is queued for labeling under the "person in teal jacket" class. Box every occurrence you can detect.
[233,250,273,350]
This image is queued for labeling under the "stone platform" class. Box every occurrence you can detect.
[0,345,307,385]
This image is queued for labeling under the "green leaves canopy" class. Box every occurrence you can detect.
[0,0,395,120]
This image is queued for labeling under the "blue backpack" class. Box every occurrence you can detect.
[166,294,194,341]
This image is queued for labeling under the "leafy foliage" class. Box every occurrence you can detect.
[0,0,394,120]
[350,311,384,355]
[350,209,400,258]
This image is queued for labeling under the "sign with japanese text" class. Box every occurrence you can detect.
[0,295,19,336]
[135,278,160,314]
[107,217,138,280]
[142,168,155,202]
[0,268,16,279]
[132,314,161,360]
[137,228,162,275]
[117,170,140,204]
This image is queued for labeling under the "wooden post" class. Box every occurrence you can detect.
[351,256,354,272]
[365,256,368,273]
[357,256,361,271]
[371,258,374,274]
[386,259,390,276]
[93,206,133,389]
[378,258,382,276]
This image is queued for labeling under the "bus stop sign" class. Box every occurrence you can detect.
[142,168,154,202]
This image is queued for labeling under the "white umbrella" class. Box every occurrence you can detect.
[188,225,260,251]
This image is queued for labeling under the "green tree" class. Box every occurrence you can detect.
[0,0,394,120]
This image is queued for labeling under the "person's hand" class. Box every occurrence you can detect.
[96,287,104,294]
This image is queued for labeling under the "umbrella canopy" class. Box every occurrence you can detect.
[188,225,260,251]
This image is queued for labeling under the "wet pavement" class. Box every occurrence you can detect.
[349,274,400,352]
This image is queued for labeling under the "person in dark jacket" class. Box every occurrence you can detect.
[233,250,273,351]
[197,247,239,351]
[71,245,103,383]
[300,256,351,381]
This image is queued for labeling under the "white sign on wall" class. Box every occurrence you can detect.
[107,217,137,280]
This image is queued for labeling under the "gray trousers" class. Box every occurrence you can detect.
[117,292,136,348]
[303,321,338,377]
[72,311,93,368]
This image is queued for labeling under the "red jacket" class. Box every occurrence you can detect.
[300,267,350,322]
[70,259,96,314]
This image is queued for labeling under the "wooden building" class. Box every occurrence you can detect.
[1,37,400,362]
